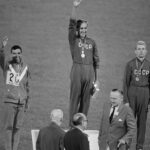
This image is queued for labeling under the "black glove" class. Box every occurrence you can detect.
[90,83,96,96]
[90,81,100,96]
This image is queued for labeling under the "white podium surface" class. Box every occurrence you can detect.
[85,130,99,150]
[31,129,99,150]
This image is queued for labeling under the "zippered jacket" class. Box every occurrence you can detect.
[0,47,30,104]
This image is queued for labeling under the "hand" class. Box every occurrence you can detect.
[2,36,8,48]
[73,0,82,7]
[125,103,129,107]
[94,80,100,91]
[117,139,126,148]
[90,81,100,98]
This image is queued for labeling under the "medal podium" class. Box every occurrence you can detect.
[31,129,99,150]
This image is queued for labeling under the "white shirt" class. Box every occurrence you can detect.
[109,105,119,117]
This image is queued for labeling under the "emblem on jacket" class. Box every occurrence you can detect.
[6,64,28,86]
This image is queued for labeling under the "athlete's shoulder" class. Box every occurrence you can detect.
[86,37,95,42]
[129,58,136,63]
[144,59,150,65]
[86,37,96,45]
[20,60,30,78]
[21,58,28,67]
[126,58,136,67]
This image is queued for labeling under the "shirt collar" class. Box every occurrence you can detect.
[75,126,84,133]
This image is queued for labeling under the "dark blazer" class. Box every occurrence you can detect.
[98,102,136,150]
[64,127,90,150]
[36,122,65,150]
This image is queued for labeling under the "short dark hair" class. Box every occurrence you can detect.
[76,19,88,37]
[11,45,22,53]
[111,89,123,95]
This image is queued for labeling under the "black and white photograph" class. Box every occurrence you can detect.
[0,0,150,150]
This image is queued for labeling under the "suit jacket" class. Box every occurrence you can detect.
[98,102,136,150]
[64,127,90,150]
[36,122,65,150]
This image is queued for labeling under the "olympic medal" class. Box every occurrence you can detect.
[135,77,139,81]
[81,53,85,58]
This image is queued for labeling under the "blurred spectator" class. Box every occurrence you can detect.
[36,109,65,150]
[64,113,90,150]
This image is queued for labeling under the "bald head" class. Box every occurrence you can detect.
[72,113,88,130]
[73,113,86,123]
[50,109,63,125]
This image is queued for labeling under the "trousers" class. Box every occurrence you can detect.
[128,86,149,149]
[69,63,94,125]
[3,102,25,150]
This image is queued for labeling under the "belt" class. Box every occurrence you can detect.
[73,62,93,65]
[4,101,24,106]
[130,85,149,88]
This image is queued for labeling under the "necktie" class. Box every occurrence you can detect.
[109,106,116,123]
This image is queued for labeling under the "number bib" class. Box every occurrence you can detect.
[6,64,28,86]
[6,71,20,86]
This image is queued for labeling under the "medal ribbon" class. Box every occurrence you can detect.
[135,59,144,79]
[79,39,86,58]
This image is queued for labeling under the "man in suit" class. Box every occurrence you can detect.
[64,113,90,150]
[98,89,136,150]
[36,109,65,150]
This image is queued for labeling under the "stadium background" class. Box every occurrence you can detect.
[0,0,150,149]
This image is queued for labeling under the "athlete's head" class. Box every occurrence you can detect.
[76,19,88,39]
[11,45,22,64]
[135,41,147,61]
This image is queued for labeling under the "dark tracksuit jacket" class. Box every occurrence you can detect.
[0,47,30,150]
[68,18,100,123]
[0,47,30,104]
[123,57,150,149]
